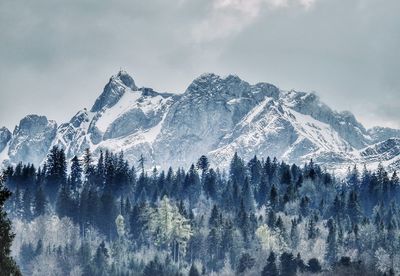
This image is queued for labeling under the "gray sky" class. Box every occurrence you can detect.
[0,0,399,131]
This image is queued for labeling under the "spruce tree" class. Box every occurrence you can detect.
[0,175,21,275]
[189,263,201,276]
[242,177,255,211]
[70,155,83,192]
[22,188,32,221]
[196,155,209,174]
[56,183,72,218]
[142,256,164,276]
[34,185,46,217]
[307,258,322,273]
[229,152,246,185]
[236,253,255,274]
[261,251,278,276]
[326,218,337,264]
[280,252,297,276]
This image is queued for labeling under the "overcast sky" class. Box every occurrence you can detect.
[0,0,399,130]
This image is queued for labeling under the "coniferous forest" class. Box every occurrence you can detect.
[2,146,400,275]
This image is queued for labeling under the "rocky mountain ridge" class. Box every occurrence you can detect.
[1,71,399,173]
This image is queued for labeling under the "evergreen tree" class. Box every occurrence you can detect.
[248,155,262,190]
[347,190,362,224]
[22,188,32,221]
[0,175,21,275]
[242,177,255,211]
[326,218,337,264]
[204,169,217,199]
[189,263,201,276]
[261,251,278,276]
[70,155,83,192]
[33,185,46,217]
[83,148,95,183]
[92,241,109,275]
[230,152,246,185]
[196,155,209,174]
[56,183,72,218]
[236,253,255,274]
[269,185,278,210]
[280,252,297,276]
[99,189,117,240]
[290,219,299,248]
[142,256,164,276]
[307,258,322,273]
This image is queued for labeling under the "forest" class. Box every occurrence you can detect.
[2,146,400,275]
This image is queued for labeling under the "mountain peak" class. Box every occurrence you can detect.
[91,70,138,112]
[116,70,137,91]
[186,73,250,98]
[0,127,11,153]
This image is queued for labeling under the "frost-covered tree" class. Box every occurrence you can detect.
[256,224,287,253]
[148,196,192,263]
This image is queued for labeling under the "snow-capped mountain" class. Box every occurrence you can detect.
[1,71,399,172]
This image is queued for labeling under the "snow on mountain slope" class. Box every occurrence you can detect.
[359,138,400,162]
[209,97,354,168]
[0,71,399,172]
[50,71,177,167]
[6,115,57,166]
[0,127,11,153]
[152,73,281,168]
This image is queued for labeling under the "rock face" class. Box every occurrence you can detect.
[1,71,399,172]
[0,127,12,153]
[91,70,138,112]
[153,74,280,167]
[7,115,57,166]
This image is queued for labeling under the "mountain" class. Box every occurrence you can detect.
[1,71,399,172]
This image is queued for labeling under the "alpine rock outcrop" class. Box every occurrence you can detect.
[1,71,399,173]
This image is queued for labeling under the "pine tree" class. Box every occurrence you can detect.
[0,175,21,275]
[326,218,337,264]
[99,189,117,240]
[248,155,262,190]
[83,148,95,183]
[70,155,83,192]
[22,188,32,220]
[280,252,297,276]
[236,253,255,274]
[138,154,145,175]
[257,172,269,207]
[307,216,318,240]
[56,183,72,218]
[209,205,219,228]
[347,190,362,224]
[13,185,23,218]
[45,146,67,201]
[196,155,209,174]
[242,177,255,211]
[204,169,217,199]
[142,256,164,276]
[189,263,201,276]
[229,152,246,185]
[129,203,148,247]
[261,251,278,276]
[307,258,322,273]
[92,241,109,274]
[34,185,46,217]
[269,185,278,210]
[290,219,299,248]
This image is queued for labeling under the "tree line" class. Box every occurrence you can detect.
[2,146,400,275]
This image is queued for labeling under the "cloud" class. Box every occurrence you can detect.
[0,0,399,130]
[192,0,317,42]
